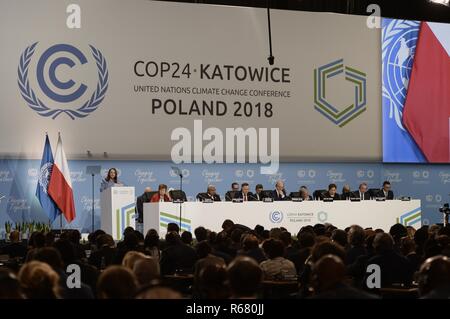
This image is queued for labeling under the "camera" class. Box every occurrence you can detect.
[439,203,450,214]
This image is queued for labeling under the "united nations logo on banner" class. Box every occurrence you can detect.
[382,19,420,131]
[269,211,283,223]
[17,43,108,119]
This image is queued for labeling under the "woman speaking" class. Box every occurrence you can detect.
[100,168,124,192]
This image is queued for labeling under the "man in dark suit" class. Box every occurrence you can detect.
[253,184,264,201]
[234,183,256,201]
[196,185,221,201]
[271,180,290,201]
[376,181,394,200]
[367,233,414,287]
[135,187,153,223]
[160,231,198,275]
[225,182,240,201]
[352,183,371,200]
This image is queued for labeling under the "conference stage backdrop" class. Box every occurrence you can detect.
[0,0,381,162]
[0,158,449,233]
[382,18,450,163]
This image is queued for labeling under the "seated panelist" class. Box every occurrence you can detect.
[321,183,341,201]
[271,180,289,201]
[352,183,370,200]
[341,184,352,200]
[197,185,221,202]
[150,184,172,202]
[225,182,240,201]
[254,184,264,201]
[376,181,394,200]
[234,183,256,201]
[300,186,313,201]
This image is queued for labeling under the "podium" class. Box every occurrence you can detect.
[101,186,136,240]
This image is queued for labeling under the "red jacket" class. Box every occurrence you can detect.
[150,193,171,202]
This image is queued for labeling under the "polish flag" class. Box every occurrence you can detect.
[48,134,76,223]
[403,21,450,162]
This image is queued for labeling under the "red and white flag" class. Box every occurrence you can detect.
[403,21,450,162]
[48,134,76,223]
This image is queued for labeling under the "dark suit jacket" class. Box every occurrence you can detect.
[341,192,352,200]
[253,192,265,201]
[346,245,367,265]
[376,189,394,200]
[321,191,341,200]
[271,190,290,201]
[196,192,221,202]
[88,246,117,269]
[135,192,152,223]
[310,283,379,299]
[237,248,267,264]
[352,191,371,200]
[225,191,238,201]
[367,250,414,287]
[233,191,257,201]
[160,243,198,275]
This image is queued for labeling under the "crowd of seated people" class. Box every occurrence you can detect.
[1,219,450,299]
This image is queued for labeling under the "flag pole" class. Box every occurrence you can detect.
[60,214,63,234]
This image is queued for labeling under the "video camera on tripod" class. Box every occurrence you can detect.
[439,203,450,226]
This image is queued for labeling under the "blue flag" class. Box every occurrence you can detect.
[36,135,61,222]
[381,18,426,162]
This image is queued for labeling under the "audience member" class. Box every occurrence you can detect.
[18,261,60,299]
[97,266,138,299]
[367,233,414,287]
[311,255,377,299]
[227,257,262,299]
[417,255,450,299]
[133,257,160,286]
[160,231,197,275]
[260,239,296,281]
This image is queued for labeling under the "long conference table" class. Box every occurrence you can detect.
[143,200,421,235]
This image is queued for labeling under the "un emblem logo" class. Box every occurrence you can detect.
[269,211,283,223]
[38,162,53,194]
[17,43,108,119]
[382,20,420,131]
[314,59,367,127]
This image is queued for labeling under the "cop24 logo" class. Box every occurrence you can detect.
[269,211,283,223]
[18,43,108,119]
